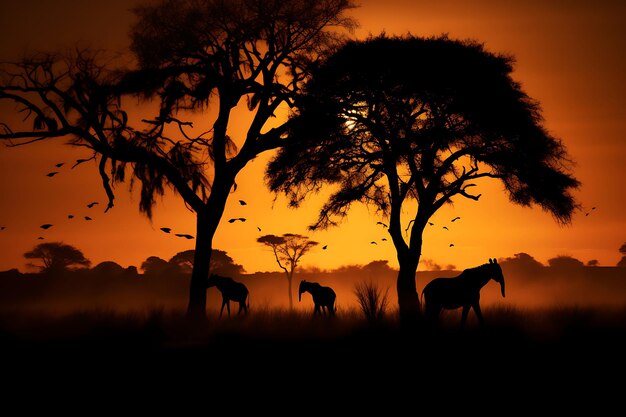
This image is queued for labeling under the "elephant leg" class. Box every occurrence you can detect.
[460,305,470,328]
[473,302,484,326]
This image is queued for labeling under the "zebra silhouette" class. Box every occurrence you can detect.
[422,258,505,327]
[298,280,336,316]
[207,273,249,317]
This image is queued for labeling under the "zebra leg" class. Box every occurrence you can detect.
[226,301,231,317]
[473,302,484,326]
[314,304,320,316]
[460,305,470,328]
[219,301,226,318]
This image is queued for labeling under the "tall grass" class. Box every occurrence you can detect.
[354,281,390,323]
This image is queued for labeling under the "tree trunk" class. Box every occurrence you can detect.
[187,211,213,318]
[186,175,234,318]
[287,273,293,310]
[397,253,421,327]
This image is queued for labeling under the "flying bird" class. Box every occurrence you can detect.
[443,226,449,230]
[449,243,455,247]
[160,227,172,233]
[451,216,461,222]
[68,215,74,219]
[257,227,262,232]
[370,241,378,245]
[376,221,388,228]
[322,245,328,250]
[228,218,247,223]
[238,200,247,206]
[55,162,65,168]
[72,158,90,169]
[84,216,93,221]
[381,238,387,241]
[46,172,59,177]
[428,222,434,226]
[592,207,597,210]
[37,236,44,240]
[175,233,194,239]
[0,226,5,230]
[40,224,53,229]
[87,202,99,208]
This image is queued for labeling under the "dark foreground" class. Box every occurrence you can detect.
[1,306,624,410]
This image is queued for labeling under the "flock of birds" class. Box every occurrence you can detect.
[370,216,462,248]
[0,162,601,253]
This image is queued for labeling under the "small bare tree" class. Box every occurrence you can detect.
[257,234,318,309]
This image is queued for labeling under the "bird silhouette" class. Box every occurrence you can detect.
[175,233,194,239]
[55,162,65,168]
[238,200,247,206]
[451,216,461,222]
[449,243,455,247]
[0,226,5,230]
[160,227,172,233]
[376,221,388,228]
[67,215,74,219]
[87,202,99,208]
[46,172,59,177]
[228,218,247,223]
[37,236,44,240]
[257,227,262,232]
[40,224,53,229]
[381,238,387,241]
[592,207,597,210]
[322,245,328,250]
[72,158,90,169]
[428,222,434,226]
[84,216,93,221]
[371,241,378,245]
[443,226,449,230]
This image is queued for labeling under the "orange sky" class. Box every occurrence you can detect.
[0,0,625,273]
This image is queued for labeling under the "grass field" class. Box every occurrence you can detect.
[2,305,624,408]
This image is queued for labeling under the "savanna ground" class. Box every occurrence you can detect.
[2,304,625,408]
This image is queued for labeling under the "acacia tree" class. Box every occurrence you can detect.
[169,249,244,276]
[266,35,580,323]
[24,242,91,273]
[0,0,356,316]
[257,233,318,309]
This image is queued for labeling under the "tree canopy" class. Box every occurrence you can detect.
[23,242,91,273]
[266,35,580,321]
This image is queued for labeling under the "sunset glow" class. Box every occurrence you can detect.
[1,0,624,276]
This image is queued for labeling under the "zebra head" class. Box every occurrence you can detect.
[298,280,307,302]
[489,258,505,298]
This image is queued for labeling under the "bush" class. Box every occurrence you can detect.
[354,281,390,323]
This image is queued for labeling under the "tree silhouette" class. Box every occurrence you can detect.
[266,35,580,323]
[0,0,356,316]
[257,233,318,309]
[23,242,91,273]
[141,256,171,275]
[169,249,244,276]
